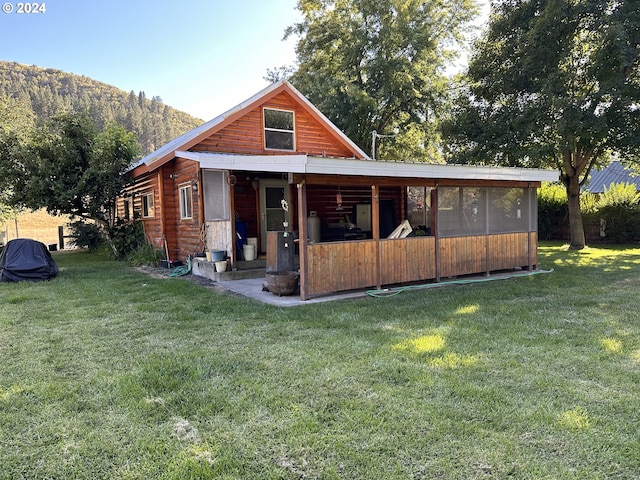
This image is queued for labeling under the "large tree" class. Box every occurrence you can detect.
[443,0,640,249]
[274,0,478,161]
[0,111,139,234]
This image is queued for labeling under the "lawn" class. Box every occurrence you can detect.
[0,243,638,479]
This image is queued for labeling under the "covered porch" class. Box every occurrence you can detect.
[183,151,557,301]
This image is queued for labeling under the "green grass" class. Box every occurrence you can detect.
[1,243,639,479]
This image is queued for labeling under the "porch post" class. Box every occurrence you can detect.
[229,171,237,268]
[485,187,491,277]
[297,179,309,301]
[372,185,381,290]
[432,187,441,283]
[528,185,534,271]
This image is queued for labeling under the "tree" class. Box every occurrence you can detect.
[0,95,35,225]
[274,0,478,161]
[0,111,139,238]
[443,0,640,249]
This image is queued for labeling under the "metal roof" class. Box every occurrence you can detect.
[176,151,560,183]
[584,161,640,193]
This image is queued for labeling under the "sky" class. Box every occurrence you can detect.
[0,0,488,121]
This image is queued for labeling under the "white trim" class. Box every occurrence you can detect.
[175,151,559,183]
[263,107,296,151]
[178,184,193,219]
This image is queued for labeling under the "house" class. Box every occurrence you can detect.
[121,80,558,300]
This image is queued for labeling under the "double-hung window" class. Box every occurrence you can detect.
[264,108,295,151]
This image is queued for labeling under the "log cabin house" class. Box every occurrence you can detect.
[121,80,558,300]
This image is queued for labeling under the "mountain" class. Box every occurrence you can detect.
[0,61,204,156]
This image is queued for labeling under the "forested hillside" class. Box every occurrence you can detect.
[0,61,203,156]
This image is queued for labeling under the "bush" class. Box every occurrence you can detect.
[107,219,148,260]
[597,183,640,243]
[128,243,165,266]
[538,183,568,240]
[67,220,105,251]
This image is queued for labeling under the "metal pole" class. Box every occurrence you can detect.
[371,130,377,160]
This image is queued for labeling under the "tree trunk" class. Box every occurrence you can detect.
[565,171,586,250]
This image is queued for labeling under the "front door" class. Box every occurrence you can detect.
[259,179,291,253]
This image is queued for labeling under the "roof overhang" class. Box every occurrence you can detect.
[176,151,560,183]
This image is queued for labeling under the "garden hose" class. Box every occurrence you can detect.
[168,256,192,277]
[366,268,554,298]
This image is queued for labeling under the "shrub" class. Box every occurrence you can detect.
[107,219,148,260]
[67,220,105,251]
[597,183,640,243]
[538,183,567,240]
[128,243,165,266]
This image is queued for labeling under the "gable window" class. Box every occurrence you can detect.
[142,193,154,218]
[264,108,295,151]
[179,184,193,220]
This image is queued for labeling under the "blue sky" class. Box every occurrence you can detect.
[0,0,301,119]
[0,0,488,121]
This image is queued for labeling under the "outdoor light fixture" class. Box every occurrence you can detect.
[336,187,343,211]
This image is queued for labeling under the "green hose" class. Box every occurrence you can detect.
[167,256,192,277]
[366,268,554,298]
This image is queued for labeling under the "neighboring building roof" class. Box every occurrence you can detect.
[176,151,560,183]
[131,80,368,175]
[584,161,640,194]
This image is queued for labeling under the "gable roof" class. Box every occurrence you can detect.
[131,80,369,176]
[584,161,640,194]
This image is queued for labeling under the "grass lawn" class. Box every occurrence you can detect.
[0,243,638,479]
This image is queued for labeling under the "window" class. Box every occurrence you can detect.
[142,193,154,218]
[179,184,193,219]
[202,170,230,221]
[264,108,295,150]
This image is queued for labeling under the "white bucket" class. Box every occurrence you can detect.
[247,237,258,246]
[215,260,228,273]
[243,243,257,261]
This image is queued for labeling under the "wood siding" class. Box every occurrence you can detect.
[307,240,377,295]
[380,237,436,284]
[438,236,487,278]
[304,232,533,298]
[487,233,531,271]
[193,92,356,158]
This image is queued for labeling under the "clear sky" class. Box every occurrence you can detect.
[0,0,488,122]
[0,0,301,120]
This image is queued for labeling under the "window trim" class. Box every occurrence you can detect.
[179,184,193,220]
[263,107,295,151]
[141,192,154,218]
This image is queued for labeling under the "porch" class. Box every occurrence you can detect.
[184,154,557,301]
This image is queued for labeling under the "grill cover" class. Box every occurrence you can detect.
[0,239,59,282]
